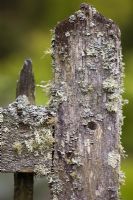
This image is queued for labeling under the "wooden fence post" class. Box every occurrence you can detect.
[14,59,35,199]
[50,3,123,200]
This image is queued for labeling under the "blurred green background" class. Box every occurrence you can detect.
[0,0,132,199]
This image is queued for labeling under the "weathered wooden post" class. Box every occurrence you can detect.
[0,3,124,200]
[50,3,124,200]
[14,59,35,199]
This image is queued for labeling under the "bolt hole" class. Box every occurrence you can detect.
[88,121,97,130]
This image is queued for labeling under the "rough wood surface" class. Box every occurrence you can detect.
[0,59,55,198]
[0,60,54,173]
[50,3,123,200]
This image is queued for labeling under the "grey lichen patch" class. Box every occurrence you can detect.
[12,141,23,155]
[34,164,50,176]
[69,15,76,23]
[122,99,129,106]
[0,113,3,123]
[79,81,93,94]
[65,31,70,37]
[48,174,63,196]
[119,143,127,158]
[103,77,118,93]
[119,170,125,185]
[50,82,68,111]
[90,22,96,28]
[25,139,34,153]
[37,80,52,96]
[43,48,53,56]
[76,10,86,20]
[3,95,55,126]
[86,49,96,57]
[97,32,104,37]
[106,101,118,113]
[108,151,120,168]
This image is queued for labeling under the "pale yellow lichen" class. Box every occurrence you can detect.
[12,141,23,155]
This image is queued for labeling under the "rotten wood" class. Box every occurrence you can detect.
[50,3,123,200]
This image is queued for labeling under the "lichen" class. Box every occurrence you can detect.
[36,80,52,96]
[12,141,23,155]
[76,10,86,20]
[25,128,54,154]
[105,92,121,113]
[25,139,34,153]
[108,151,120,168]
[0,113,3,123]
[119,170,125,185]
[44,48,52,56]
[65,31,70,37]
[69,15,76,23]
[103,77,118,92]
[79,81,93,94]
[34,164,50,176]
[5,95,55,126]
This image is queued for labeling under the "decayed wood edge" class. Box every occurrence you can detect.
[14,59,34,200]
[50,3,124,200]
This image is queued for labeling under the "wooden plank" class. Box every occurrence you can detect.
[50,3,123,200]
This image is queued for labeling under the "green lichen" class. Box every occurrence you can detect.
[70,171,77,178]
[25,128,55,154]
[12,141,23,155]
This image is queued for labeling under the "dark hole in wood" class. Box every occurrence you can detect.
[66,151,73,158]
[88,121,97,130]
[57,150,62,159]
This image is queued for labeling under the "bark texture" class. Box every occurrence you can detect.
[50,3,123,200]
